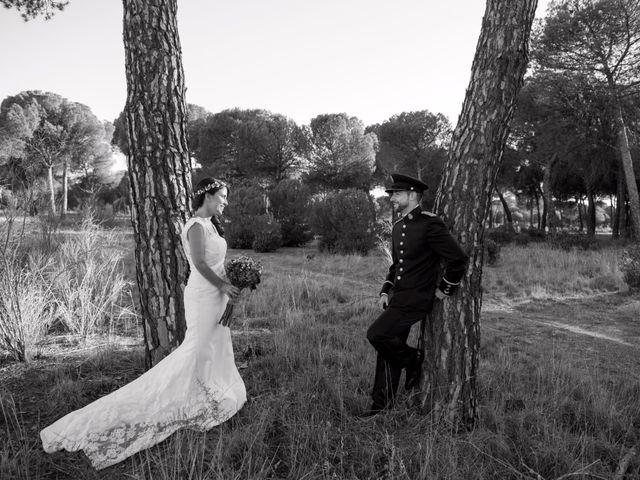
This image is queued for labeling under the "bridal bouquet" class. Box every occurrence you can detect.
[219,255,262,326]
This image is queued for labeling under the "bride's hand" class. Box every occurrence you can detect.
[220,283,240,300]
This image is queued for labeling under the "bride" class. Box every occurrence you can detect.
[40,178,246,470]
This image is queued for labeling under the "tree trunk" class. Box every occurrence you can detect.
[613,101,640,240]
[535,189,541,230]
[578,197,584,232]
[61,160,68,217]
[420,0,537,428]
[47,164,56,215]
[542,153,558,232]
[586,191,596,237]
[617,149,629,239]
[495,187,514,232]
[488,203,494,229]
[528,196,534,228]
[612,192,619,239]
[123,0,192,368]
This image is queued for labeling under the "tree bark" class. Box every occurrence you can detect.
[61,160,68,217]
[419,0,537,428]
[495,187,514,231]
[542,153,558,232]
[578,197,584,232]
[123,0,192,368]
[586,190,596,237]
[47,164,56,215]
[613,103,640,240]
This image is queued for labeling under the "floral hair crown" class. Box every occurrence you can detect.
[194,179,227,197]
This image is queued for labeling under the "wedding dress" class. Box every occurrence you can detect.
[40,216,246,470]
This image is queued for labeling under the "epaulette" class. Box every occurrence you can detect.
[421,211,438,217]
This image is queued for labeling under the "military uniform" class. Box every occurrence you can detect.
[365,174,468,413]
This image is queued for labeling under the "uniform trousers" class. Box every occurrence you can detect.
[366,305,426,410]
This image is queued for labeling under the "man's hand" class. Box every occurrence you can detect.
[435,288,447,300]
[379,293,389,310]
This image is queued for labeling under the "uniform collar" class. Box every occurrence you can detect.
[394,205,421,224]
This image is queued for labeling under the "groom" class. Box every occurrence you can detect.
[364,173,468,416]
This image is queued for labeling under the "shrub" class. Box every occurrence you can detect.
[225,182,268,249]
[514,233,531,246]
[485,238,501,266]
[523,227,546,242]
[226,220,256,249]
[620,243,640,292]
[486,228,517,245]
[51,216,133,337]
[548,233,601,251]
[269,179,314,247]
[252,215,283,253]
[0,212,56,361]
[310,189,377,255]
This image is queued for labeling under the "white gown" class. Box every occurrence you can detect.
[40,216,246,470]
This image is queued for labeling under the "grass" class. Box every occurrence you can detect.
[1,228,639,479]
[483,243,627,300]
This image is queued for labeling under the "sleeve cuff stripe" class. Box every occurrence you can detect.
[442,278,460,285]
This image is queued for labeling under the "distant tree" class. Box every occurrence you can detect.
[268,179,313,246]
[533,0,640,238]
[373,111,451,203]
[111,110,128,156]
[305,113,377,192]
[237,112,309,184]
[310,189,377,255]
[0,91,112,215]
[188,108,260,180]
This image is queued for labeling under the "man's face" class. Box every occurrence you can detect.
[389,190,411,211]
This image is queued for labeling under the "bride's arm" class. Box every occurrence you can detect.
[187,223,240,299]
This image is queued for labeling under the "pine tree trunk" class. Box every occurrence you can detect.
[61,160,68,217]
[529,196,534,228]
[578,197,584,232]
[620,191,628,239]
[613,101,640,240]
[419,0,537,428]
[542,153,558,232]
[535,189,541,230]
[587,191,596,237]
[122,0,192,368]
[496,187,514,232]
[47,164,56,215]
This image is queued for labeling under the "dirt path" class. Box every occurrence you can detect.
[526,318,636,347]
[481,293,640,378]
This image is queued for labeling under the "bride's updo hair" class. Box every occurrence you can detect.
[192,177,228,237]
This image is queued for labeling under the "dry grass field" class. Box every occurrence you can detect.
[1,217,639,479]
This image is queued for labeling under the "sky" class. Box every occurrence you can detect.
[1,0,550,129]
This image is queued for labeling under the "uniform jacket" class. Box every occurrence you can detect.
[380,206,469,311]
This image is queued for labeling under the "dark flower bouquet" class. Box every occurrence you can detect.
[219,255,262,326]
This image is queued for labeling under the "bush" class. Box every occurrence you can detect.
[486,228,517,245]
[620,243,640,292]
[485,238,501,266]
[226,220,256,249]
[51,216,133,337]
[514,233,530,246]
[311,189,377,255]
[548,233,601,251]
[269,179,314,247]
[252,215,283,253]
[225,182,269,249]
[523,227,546,242]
